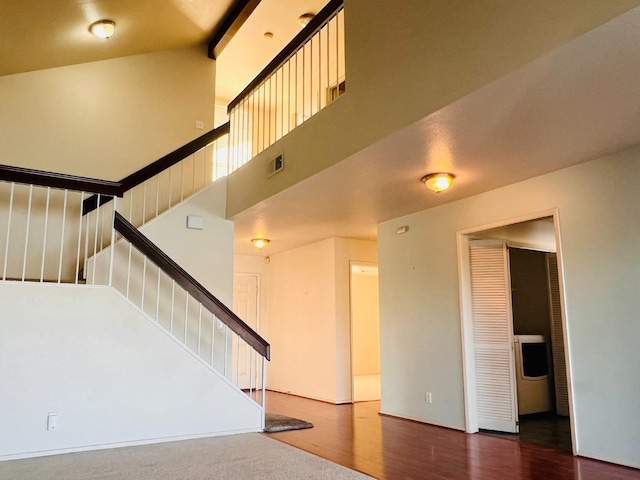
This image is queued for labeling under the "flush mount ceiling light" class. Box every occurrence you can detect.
[90,20,116,39]
[251,238,270,250]
[421,172,455,193]
[298,13,315,28]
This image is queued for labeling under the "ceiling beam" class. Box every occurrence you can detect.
[208,0,262,60]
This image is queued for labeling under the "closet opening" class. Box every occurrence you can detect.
[457,210,575,453]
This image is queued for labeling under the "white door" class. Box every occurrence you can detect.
[469,240,519,433]
[233,274,259,389]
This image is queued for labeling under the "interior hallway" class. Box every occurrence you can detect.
[264,391,640,480]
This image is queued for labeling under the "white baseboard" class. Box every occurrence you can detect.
[378,410,465,432]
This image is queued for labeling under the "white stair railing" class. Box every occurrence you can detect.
[81,125,230,238]
[117,134,229,229]
[0,165,269,415]
[88,212,268,409]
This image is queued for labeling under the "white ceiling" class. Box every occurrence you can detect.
[230,7,640,256]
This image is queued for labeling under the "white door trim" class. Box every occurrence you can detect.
[456,208,578,455]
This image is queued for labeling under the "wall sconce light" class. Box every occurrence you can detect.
[251,238,270,250]
[90,20,116,39]
[421,172,455,193]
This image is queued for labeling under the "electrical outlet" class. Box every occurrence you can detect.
[47,412,58,431]
[425,392,432,404]
[195,120,205,129]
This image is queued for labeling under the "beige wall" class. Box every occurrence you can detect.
[266,237,376,403]
[0,46,215,180]
[266,238,337,402]
[226,0,639,217]
[377,148,640,468]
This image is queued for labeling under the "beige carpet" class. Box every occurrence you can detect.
[0,434,373,480]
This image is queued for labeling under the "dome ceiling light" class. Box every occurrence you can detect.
[251,238,270,250]
[421,172,455,193]
[90,20,116,39]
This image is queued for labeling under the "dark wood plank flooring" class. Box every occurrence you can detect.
[264,391,640,480]
[482,412,572,452]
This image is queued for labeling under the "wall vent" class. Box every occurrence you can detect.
[267,154,284,178]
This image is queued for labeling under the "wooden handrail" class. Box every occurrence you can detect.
[120,123,230,191]
[0,123,230,215]
[83,123,230,215]
[82,122,229,215]
[227,0,344,112]
[0,165,121,196]
[114,212,270,360]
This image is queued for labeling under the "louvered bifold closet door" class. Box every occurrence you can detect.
[547,253,570,416]
[469,240,519,433]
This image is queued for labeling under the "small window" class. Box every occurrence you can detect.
[327,79,346,103]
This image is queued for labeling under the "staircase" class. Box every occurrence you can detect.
[0,126,269,461]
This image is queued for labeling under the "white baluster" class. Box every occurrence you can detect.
[3,183,15,280]
[21,185,33,282]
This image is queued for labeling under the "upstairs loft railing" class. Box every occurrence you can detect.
[0,162,270,408]
[226,0,345,171]
[0,172,119,284]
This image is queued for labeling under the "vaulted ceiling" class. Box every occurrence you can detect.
[0,0,234,76]
[4,2,640,258]
[1,0,329,104]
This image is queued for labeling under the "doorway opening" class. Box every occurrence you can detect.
[350,262,380,402]
[457,210,575,454]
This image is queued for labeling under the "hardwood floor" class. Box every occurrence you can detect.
[264,391,640,480]
[482,413,572,452]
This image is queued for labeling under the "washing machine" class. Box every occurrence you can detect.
[514,335,552,415]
